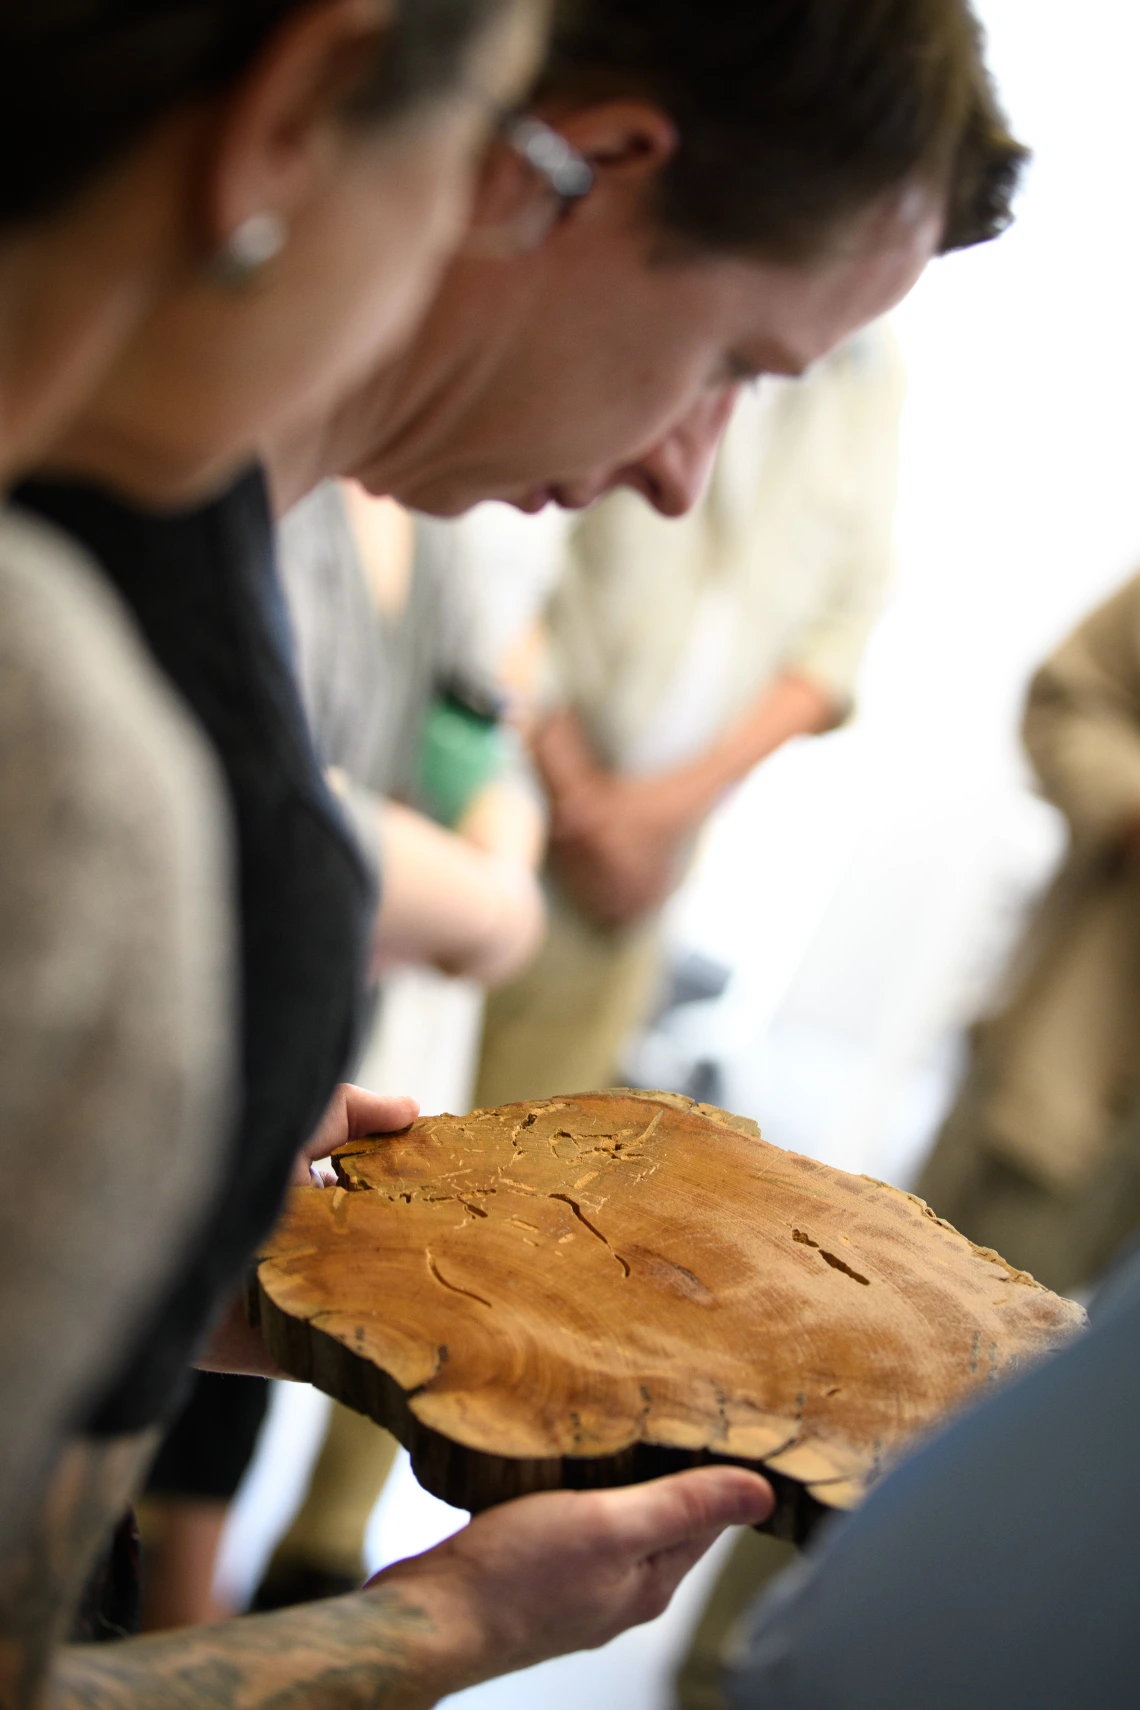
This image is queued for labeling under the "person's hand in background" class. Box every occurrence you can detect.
[534,676,836,930]
[548,778,692,928]
[534,710,701,928]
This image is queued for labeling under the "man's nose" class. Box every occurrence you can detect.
[623,387,739,518]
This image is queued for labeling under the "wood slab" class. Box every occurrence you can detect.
[255,1092,1084,1539]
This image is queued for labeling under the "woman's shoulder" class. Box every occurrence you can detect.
[0,501,229,938]
[0,516,235,1516]
[0,502,213,781]
[0,495,233,1180]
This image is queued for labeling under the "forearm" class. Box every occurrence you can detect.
[1,1432,158,1710]
[49,1581,482,1710]
[43,1461,773,1710]
[538,679,836,929]
[653,672,837,824]
[377,801,544,986]
[455,780,545,871]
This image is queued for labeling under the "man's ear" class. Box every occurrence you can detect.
[466,131,544,246]
[551,100,679,184]
[203,0,394,254]
[465,99,678,256]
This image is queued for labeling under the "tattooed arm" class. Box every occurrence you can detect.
[43,1467,773,1710]
[0,1432,158,1710]
[51,1586,474,1710]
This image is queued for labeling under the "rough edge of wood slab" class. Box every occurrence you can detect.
[250,1277,831,1545]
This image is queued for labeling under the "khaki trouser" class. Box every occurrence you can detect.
[917,1055,1140,1298]
[673,1530,797,1710]
[271,1403,400,1580]
[474,881,663,1108]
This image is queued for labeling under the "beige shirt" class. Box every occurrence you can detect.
[546,321,907,772]
[0,508,232,1556]
[977,569,1140,1191]
[1024,571,1140,855]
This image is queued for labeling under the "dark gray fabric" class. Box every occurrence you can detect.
[276,483,398,787]
[726,1253,1140,1709]
[277,482,476,805]
[15,469,372,1437]
[277,484,540,857]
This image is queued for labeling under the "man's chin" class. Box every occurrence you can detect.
[360,472,579,520]
[366,483,483,519]
[365,471,549,519]
[415,486,559,519]
[511,487,557,515]
[512,484,603,514]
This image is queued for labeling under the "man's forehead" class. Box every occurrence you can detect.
[730,214,938,374]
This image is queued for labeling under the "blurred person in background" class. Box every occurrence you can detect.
[15,0,542,1662]
[6,0,724,1701]
[473,322,907,1114]
[0,0,242,1612]
[282,483,546,991]
[140,481,546,1627]
[0,0,512,1636]
[917,570,1140,1297]
[14,0,543,1507]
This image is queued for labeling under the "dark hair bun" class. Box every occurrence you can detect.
[0,0,509,227]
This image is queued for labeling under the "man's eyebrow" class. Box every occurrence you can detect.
[767,345,809,379]
[729,341,808,382]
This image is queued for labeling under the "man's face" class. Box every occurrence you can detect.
[330,130,941,520]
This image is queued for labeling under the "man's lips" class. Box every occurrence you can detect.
[531,485,603,512]
[510,479,608,514]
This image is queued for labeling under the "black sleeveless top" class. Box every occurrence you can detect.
[14,467,373,1434]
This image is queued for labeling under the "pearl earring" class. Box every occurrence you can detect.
[210,211,287,286]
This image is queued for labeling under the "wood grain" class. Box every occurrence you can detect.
[256,1092,1084,1538]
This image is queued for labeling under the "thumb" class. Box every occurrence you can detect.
[342,1084,419,1139]
[609,1468,774,1559]
[301,1082,419,1167]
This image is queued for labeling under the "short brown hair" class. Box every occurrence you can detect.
[539,0,1026,260]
